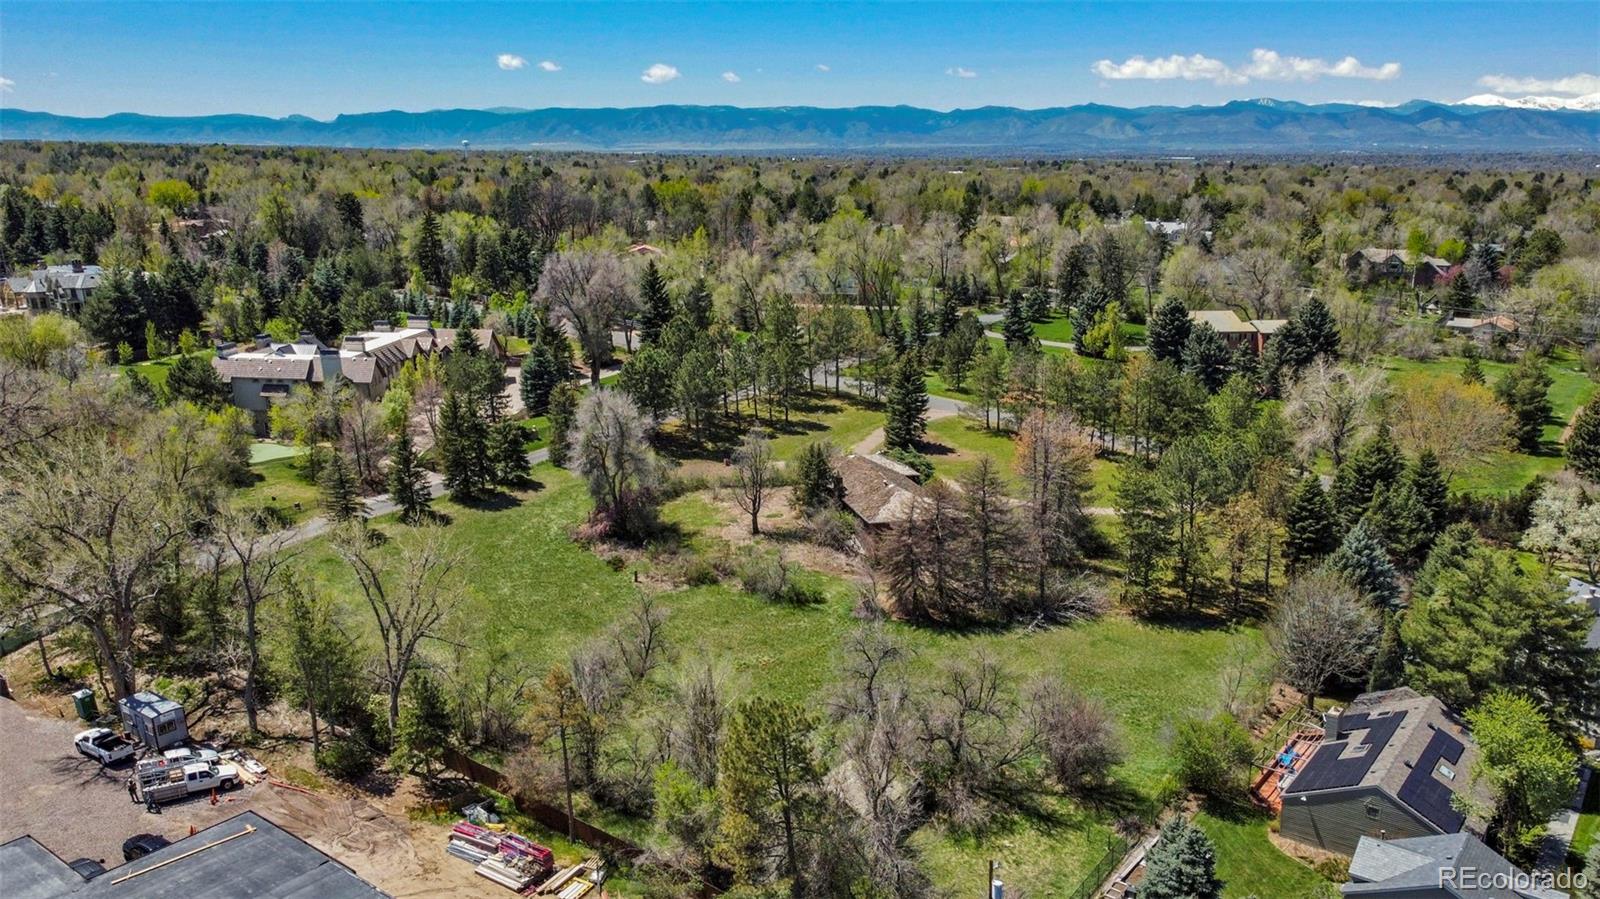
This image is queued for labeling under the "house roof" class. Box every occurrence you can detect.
[0,812,390,899]
[1188,309,1256,334]
[836,454,924,526]
[1250,318,1289,335]
[1343,832,1568,898]
[1284,689,1487,834]
[1565,578,1600,650]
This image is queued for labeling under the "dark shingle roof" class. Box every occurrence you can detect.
[0,812,389,899]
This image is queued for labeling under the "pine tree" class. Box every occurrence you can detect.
[1054,244,1089,313]
[681,277,713,331]
[884,356,928,451]
[1460,343,1486,384]
[1116,465,1172,607]
[1182,322,1231,392]
[1494,356,1553,453]
[1139,818,1224,899]
[1285,477,1337,572]
[1000,291,1034,350]
[320,451,365,523]
[1332,428,1404,530]
[414,210,445,290]
[1368,613,1405,692]
[546,381,579,467]
[1409,450,1449,535]
[1567,401,1600,481]
[637,260,673,345]
[488,421,531,485]
[1071,283,1110,353]
[387,428,432,524]
[1292,296,1340,360]
[1147,295,1192,364]
[793,442,842,512]
[1322,518,1402,611]
[438,390,490,500]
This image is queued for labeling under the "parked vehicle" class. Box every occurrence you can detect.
[121,833,171,861]
[161,745,220,766]
[134,760,240,805]
[73,728,136,765]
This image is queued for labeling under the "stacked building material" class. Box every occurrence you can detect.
[445,820,554,892]
[477,853,545,891]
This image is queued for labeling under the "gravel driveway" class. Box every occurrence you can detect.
[0,697,256,867]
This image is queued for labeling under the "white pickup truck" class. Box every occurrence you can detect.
[135,760,241,805]
[74,728,137,765]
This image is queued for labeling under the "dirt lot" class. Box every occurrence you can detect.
[0,697,493,897]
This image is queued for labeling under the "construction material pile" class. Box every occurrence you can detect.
[537,858,605,898]
[444,821,555,892]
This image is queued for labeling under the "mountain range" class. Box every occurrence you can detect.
[3,99,1596,153]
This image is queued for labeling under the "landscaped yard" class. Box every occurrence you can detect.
[1193,806,1334,899]
[121,348,216,389]
[237,456,320,523]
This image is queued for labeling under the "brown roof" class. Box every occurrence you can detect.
[836,454,925,526]
[212,355,315,382]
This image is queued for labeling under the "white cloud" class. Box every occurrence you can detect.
[0,76,13,93]
[1477,72,1600,96]
[815,64,831,73]
[496,54,527,71]
[1092,53,1246,85]
[947,66,978,79]
[1092,48,1399,86]
[722,71,741,83]
[538,60,562,73]
[641,63,680,85]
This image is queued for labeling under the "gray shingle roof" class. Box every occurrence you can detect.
[1343,832,1568,898]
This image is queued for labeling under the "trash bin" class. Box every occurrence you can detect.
[71,688,97,721]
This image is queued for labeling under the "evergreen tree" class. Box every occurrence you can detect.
[80,270,145,353]
[1331,429,1404,530]
[546,381,579,467]
[1139,818,1224,899]
[1494,356,1553,452]
[884,356,928,451]
[320,451,365,523]
[1116,465,1172,606]
[1054,244,1090,313]
[619,345,676,423]
[392,671,453,776]
[1147,295,1192,364]
[1071,283,1110,354]
[1285,478,1337,571]
[1181,322,1231,392]
[1000,290,1034,350]
[1447,269,1477,310]
[1322,519,1402,611]
[793,442,842,512]
[681,277,713,331]
[1409,450,1450,537]
[1368,613,1405,692]
[1567,400,1600,482]
[165,353,229,407]
[637,260,673,345]
[1293,296,1340,361]
[414,210,445,290]
[1371,479,1433,570]
[519,339,565,416]
[1023,287,1051,322]
[387,428,432,524]
[1460,343,1486,384]
[488,421,531,485]
[438,389,490,499]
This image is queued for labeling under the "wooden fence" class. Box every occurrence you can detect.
[438,746,644,860]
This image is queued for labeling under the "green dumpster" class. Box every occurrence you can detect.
[71,688,97,721]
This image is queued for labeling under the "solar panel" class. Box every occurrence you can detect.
[1397,731,1467,832]
[1284,711,1407,793]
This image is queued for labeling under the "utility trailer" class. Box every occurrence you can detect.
[118,690,189,751]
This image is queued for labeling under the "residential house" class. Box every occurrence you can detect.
[0,811,390,899]
[1142,218,1213,243]
[212,315,503,433]
[2,263,104,316]
[1343,248,1454,288]
[1187,310,1285,354]
[1443,314,1519,343]
[1564,578,1600,651]
[1278,688,1490,857]
[1342,832,1568,898]
[835,453,925,532]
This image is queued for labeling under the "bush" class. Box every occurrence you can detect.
[881,447,934,481]
[678,555,722,587]
[736,550,824,605]
[1172,712,1254,797]
[804,509,859,551]
[315,738,377,781]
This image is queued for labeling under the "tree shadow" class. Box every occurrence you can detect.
[455,491,525,512]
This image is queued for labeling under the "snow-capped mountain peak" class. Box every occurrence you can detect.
[1457,93,1600,111]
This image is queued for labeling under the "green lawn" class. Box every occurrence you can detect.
[1573,811,1597,866]
[925,415,1017,480]
[1194,807,1333,899]
[1379,350,1596,495]
[121,348,215,389]
[249,441,308,465]
[1028,315,1147,347]
[289,462,1266,897]
[518,414,550,451]
[237,456,320,523]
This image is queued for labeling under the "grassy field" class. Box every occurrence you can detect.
[1028,314,1147,347]
[289,456,1266,897]
[1193,806,1333,899]
[1379,350,1596,494]
[925,415,1017,480]
[237,456,321,523]
[122,348,216,389]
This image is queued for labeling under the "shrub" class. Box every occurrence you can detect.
[315,738,376,781]
[736,550,824,605]
[804,509,858,551]
[679,555,722,587]
[881,447,934,481]
[1172,712,1254,797]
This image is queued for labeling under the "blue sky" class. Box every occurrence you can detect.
[1,2,1596,117]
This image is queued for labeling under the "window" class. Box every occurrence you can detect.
[1437,762,1456,781]
[1364,802,1381,820]
[156,720,177,736]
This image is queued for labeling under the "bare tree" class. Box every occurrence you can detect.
[831,621,910,725]
[1028,676,1123,795]
[918,652,1037,827]
[610,592,671,685]
[538,250,630,385]
[340,397,392,491]
[208,504,298,734]
[1282,359,1386,468]
[670,662,727,789]
[1015,409,1096,604]
[1268,571,1380,707]
[332,522,462,733]
[572,388,661,538]
[732,427,776,535]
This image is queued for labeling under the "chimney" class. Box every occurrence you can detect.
[296,330,317,345]
[71,260,84,273]
[214,341,236,359]
[1323,707,1344,741]
[371,320,392,333]
[406,314,430,329]
[342,335,367,353]
[253,332,272,350]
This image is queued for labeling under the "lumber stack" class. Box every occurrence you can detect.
[444,820,554,893]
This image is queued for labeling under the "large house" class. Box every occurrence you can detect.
[1343,248,1454,288]
[2,263,104,315]
[1342,832,1569,898]
[1278,688,1490,857]
[1187,309,1286,355]
[1,811,390,899]
[212,315,503,433]
[835,453,926,532]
